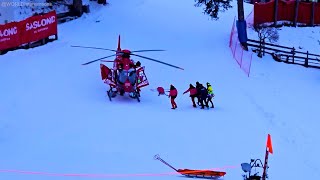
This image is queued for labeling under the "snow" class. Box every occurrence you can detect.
[1,0,320,180]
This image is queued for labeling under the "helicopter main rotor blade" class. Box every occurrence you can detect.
[82,54,117,65]
[71,45,118,52]
[71,45,165,54]
[130,53,184,70]
[101,60,115,62]
[131,50,166,53]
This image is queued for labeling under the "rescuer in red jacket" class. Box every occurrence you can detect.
[168,84,178,109]
[183,84,198,107]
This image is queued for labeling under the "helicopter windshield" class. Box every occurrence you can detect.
[118,68,137,85]
[128,68,137,84]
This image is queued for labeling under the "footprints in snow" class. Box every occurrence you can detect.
[243,92,276,126]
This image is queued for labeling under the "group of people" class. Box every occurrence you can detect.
[158,82,215,109]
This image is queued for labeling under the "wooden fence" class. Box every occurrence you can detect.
[246,39,320,68]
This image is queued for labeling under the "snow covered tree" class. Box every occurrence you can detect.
[194,0,233,20]
[255,26,279,44]
[255,25,279,57]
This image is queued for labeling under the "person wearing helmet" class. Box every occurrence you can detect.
[199,84,209,109]
[168,84,178,109]
[183,84,198,107]
[206,82,215,108]
[135,61,141,68]
[134,61,143,94]
[195,81,202,106]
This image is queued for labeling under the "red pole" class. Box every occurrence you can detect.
[262,148,269,180]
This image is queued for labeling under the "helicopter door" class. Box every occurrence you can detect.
[100,64,116,87]
[136,66,149,89]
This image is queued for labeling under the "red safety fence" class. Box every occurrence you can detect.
[254,0,320,26]
[0,11,57,51]
[229,16,253,77]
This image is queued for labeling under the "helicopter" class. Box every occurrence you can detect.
[71,35,184,102]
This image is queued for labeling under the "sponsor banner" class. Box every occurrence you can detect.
[0,11,57,51]
[0,21,21,51]
[21,11,57,44]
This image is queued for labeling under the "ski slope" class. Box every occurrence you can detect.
[1,0,320,179]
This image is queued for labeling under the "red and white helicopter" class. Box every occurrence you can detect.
[72,35,184,102]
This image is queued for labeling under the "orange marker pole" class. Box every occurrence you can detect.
[262,147,269,180]
[262,134,273,180]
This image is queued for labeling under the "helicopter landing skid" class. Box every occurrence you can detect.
[136,92,140,102]
[129,91,140,102]
[107,87,140,102]
[106,90,112,101]
[107,87,117,101]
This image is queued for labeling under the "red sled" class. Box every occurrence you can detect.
[177,169,226,178]
[154,154,226,179]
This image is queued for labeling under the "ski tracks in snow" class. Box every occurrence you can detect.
[243,91,276,126]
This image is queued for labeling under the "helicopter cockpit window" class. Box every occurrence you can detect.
[128,68,137,85]
[117,68,137,85]
[118,70,127,84]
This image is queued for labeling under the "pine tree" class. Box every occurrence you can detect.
[98,0,107,5]
[194,0,233,20]
[73,0,83,17]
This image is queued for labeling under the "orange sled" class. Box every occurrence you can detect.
[177,169,226,178]
[154,154,226,179]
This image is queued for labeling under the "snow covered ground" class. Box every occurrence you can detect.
[1,0,320,180]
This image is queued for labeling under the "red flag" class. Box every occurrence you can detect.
[266,134,273,154]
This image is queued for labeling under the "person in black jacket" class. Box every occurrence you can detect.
[199,84,209,109]
[195,81,202,106]
[134,61,141,68]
